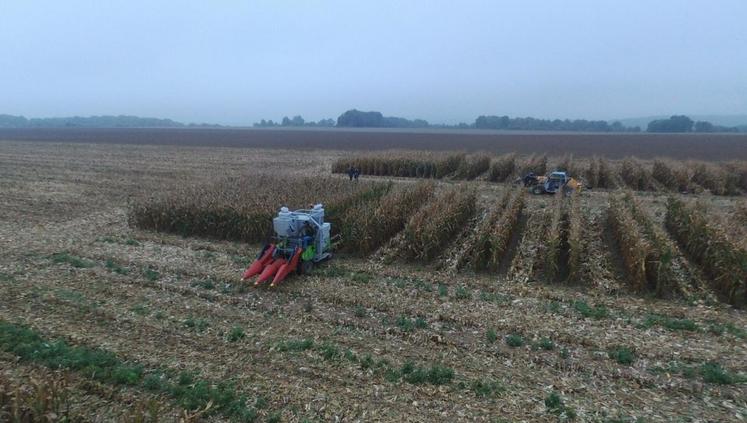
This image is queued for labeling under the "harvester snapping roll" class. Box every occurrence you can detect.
[242,204,331,287]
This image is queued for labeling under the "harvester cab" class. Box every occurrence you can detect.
[241,204,331,287]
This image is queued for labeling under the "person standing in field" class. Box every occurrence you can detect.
[353,167,360,181]
[347,165,354,181]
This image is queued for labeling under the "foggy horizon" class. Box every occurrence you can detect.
[2,1,746,126]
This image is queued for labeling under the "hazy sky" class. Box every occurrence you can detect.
[2,1,746,125]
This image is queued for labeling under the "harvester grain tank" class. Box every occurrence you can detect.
[242,204,331,287]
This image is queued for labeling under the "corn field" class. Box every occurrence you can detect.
[652,160,692,192]
[332,151,467,179]
[459,186,525,272]
[665,197,747,306]
[620,158,654,191]
[487,154,516,182]
[692,163,740,196]
[333,151,746,196]
[459,187,514,270]
[518,154,547,177]
[585,157,617,189]
[338,181,435,254]
[608,194,651,292]
[544,193,567,282]
[541,190,584,283]
[453,154,491,180]
[621,191,676,296]
[401,186,477,262]
[128,175,389,243]
[566,190,584,284]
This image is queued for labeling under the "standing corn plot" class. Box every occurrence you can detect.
[544,193,567,282]
[619,157,654,191]
[543,190,585,283]
[607,195,651,292]
[665,197,747,306]
[401,186,477,262]
[585,157,617,189]
[691,163,741,196]
[621,191,676,296]
[457,188,510,270]
[566,191,585,283]
[129,175,389,243]
[519,154,547,177]
[339,181,435,254]
[652,160,692,193]
[487,154,516,182]
[332,151,466,179]
[459,187,524,271]
[608,192,679,295]
[453,154,491,180]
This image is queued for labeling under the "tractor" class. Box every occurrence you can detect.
[522,171,583,195]
[241,204,332,287]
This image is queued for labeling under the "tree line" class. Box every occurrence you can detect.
[1,111,743,133]
[0,114,219,128]
[254,110,744,133]
[646,115,740,133]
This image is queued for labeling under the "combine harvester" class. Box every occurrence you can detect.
[521,171,583,195]
[241,204,332,287]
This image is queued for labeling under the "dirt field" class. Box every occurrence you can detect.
[2,127,747,160]
[1,140,746,422]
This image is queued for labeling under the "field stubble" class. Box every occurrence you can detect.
[1,140,746,422]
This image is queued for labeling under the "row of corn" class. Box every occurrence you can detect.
[332,152,473,179]
[459,186,525,272]
[338,181,435,254]
[401,185,477,261]
[665,197,747,306]
[128,175,389,243]
[543,191,585,283]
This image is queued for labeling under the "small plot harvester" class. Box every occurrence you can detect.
[521,171,583,195]
[242,204,332,287]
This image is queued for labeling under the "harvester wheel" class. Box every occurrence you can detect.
[297,259,313,275]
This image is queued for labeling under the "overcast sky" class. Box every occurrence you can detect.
[1,1,746,125]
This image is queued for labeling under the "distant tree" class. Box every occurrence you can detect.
[337,109,385,127]
[647,115,694,132]
[290,115,305,126]
[694,121,714,132]
[474,115,628,132]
